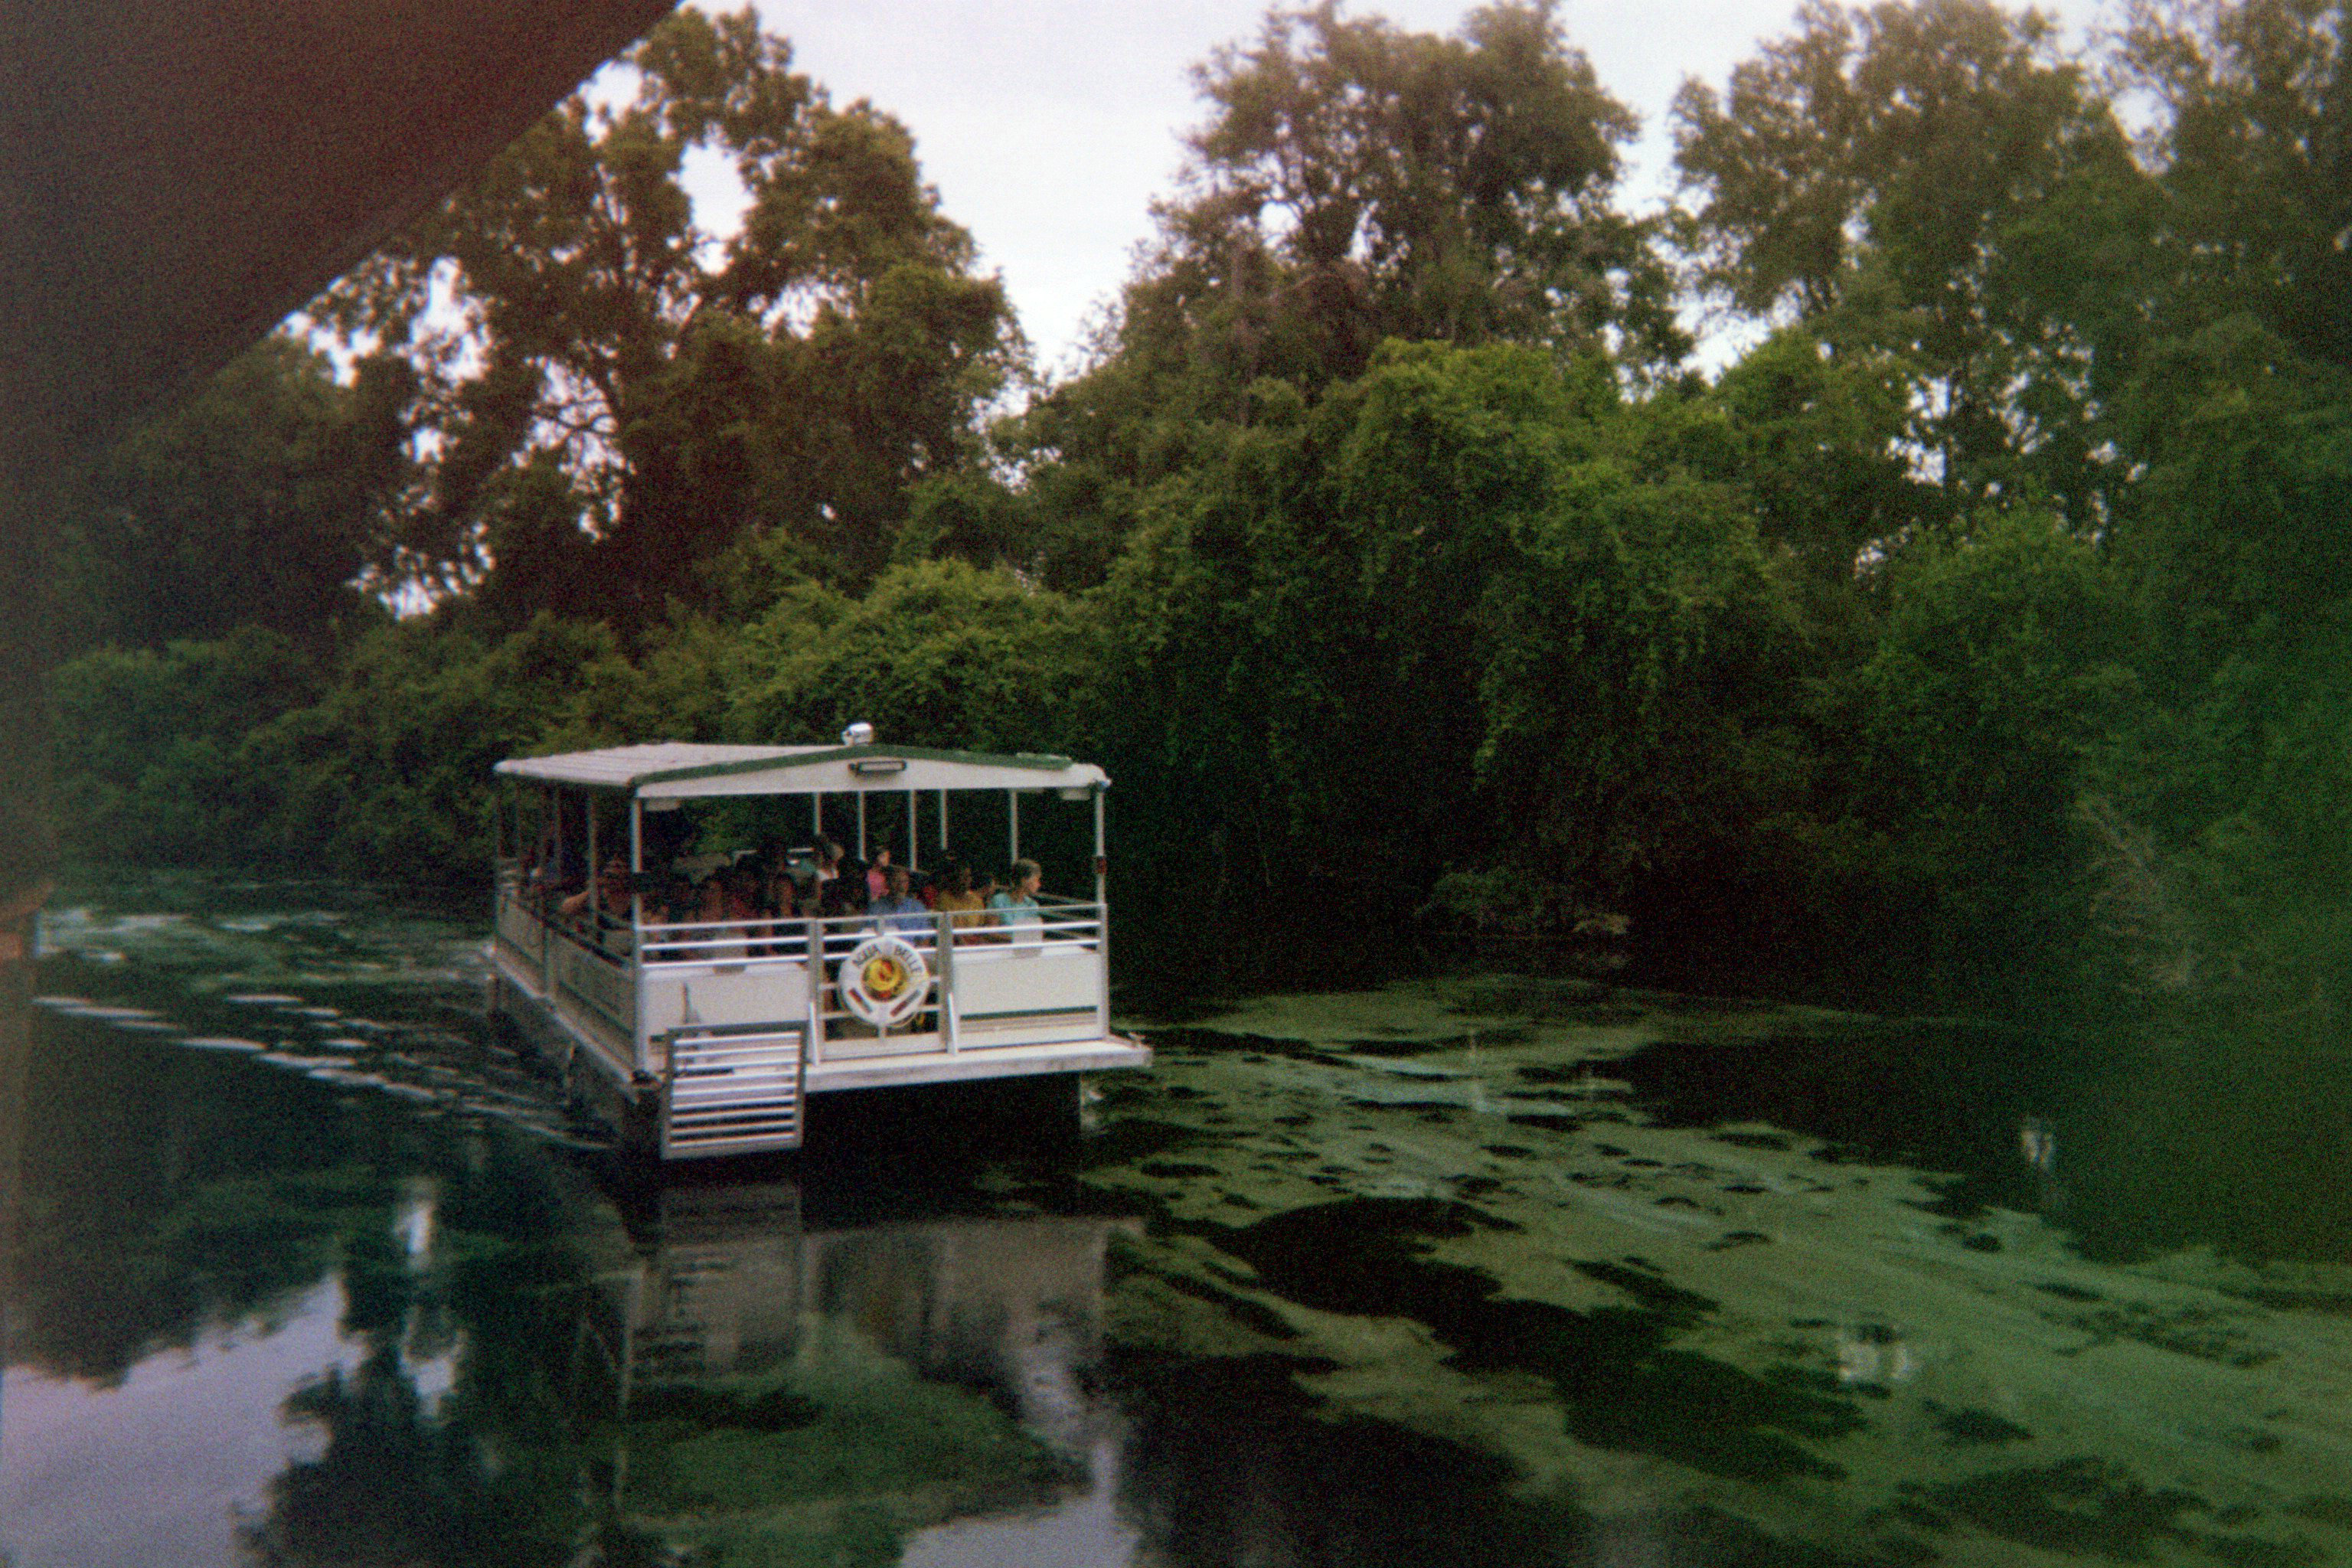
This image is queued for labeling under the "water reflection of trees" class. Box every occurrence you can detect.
[1609,1010,2352,1266]
[7,1018,1136,1566]
[9,1015,424,1382]
[241,1171,1131,1566]
[2046,1013,2352,1266]
[582,1185,1122,1566]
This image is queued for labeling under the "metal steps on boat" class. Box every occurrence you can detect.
[661,1030,805,1157]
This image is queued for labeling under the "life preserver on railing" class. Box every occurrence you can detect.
[837,934,931,1027]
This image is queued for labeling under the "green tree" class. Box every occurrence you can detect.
[2115,317,2352,675]
[995,2,1682,593]
[1841,511,2144,995]
[1673,0,2149,528]
[2089,312,2352,1017]
[51,335,409,656]
[322,5,1017,627]
[244,616,635,877]
[48,627,328,862]
[1087,341,1804,936]
[1164,0,1682,380]
[50,614,639,880]
[730,558,1093,754]
[1686,328,1926,582]
[2117,0,2350,373]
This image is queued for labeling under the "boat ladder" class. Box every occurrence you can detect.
[661,1029,806,1157]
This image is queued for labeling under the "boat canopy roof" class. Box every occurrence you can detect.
[495,741,1109,800]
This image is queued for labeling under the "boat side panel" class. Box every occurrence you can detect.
[947,942,1105,1044]
[641,960,811,1036]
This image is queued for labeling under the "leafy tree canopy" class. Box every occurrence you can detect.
[319,5,1019,629]
[2118,0,2350,372]
[1000,0,1684,585]
[51,335,407,657]
[1673,0,2147,529]
[1168,0,1684,374]
[730,557,1094,754]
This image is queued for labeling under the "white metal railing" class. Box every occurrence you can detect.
[803,898,1107,1059]
[500,885,1110,1076]
[492,884,639,1063]
[494,888,547,966]
[639,898,1103,969]
[639,918,812,966]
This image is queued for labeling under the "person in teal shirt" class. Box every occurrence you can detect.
[988,858,1044,936]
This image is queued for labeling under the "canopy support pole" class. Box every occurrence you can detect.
[906,788,917,871]
[1095,785,1109,1039]
[857,792,867,861]
[629,795,645,1073]
[544,788,560,995]
[629,796,643,922]
[1008,789,1019,863]
[938,790,949,858]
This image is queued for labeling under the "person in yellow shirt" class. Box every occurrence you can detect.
[935,863,988,936]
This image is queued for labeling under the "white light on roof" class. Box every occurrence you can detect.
[841,721,875,746]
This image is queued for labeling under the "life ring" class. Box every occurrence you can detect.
[837,933,931,1027]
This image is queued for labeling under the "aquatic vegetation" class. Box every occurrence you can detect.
[1086,980,2352,1565]
[624,1328,1073,1567]
[15,880,2352,1567]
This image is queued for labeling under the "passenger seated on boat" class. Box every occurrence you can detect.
[729,868,768,954]
[639,877,689,950]
[813,837,864,919]
[871,864,929,939]
[523,832,570,906]
[759,858,795,917]
[753,862,802,955]
[822,855,868,920]
[988,859,1044,939]
[864,844,894,903]
[935,864,987,933]
[690,871,751,962]
[560,857,629,926]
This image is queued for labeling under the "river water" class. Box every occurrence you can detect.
[5,872,2350,1566]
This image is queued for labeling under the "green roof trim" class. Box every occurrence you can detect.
[631,743,1081,790]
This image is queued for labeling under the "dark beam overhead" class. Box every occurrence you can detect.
[0,0,679,469]
[0,0,677,903]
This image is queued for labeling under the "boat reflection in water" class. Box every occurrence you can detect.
[588,1180,1140,1564]
[0,982,1144,1568]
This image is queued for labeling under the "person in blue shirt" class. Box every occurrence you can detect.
[871,864,931,939]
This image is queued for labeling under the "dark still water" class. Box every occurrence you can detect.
[7,873,2352,1566]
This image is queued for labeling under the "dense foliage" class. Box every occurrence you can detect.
[314,5,1018,624]
[47,0,2352,1023]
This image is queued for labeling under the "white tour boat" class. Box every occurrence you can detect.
[485,731,1150,1158]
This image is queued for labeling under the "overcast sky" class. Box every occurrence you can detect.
[729,1,2118,376]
